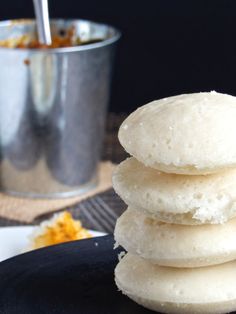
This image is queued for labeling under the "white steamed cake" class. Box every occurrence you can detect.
[115,208,236,267]
[118,92,236,175]
[113,157,236,224]
[115,253,236,314]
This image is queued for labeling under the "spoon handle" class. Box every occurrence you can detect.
[33,0,52,45]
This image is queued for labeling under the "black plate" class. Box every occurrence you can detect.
[0,235,154,313]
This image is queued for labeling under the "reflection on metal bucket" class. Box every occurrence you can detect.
[0,19,120,197]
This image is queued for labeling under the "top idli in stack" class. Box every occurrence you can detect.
[113,91,236,314]
[116,91,236,225]
[118,91,236,175]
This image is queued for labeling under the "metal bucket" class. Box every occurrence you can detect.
[0,19,120,197]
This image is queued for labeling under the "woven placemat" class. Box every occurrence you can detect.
[35,189,127,233]
[0,162,114,223]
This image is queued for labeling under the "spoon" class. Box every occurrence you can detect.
[33,0,52,45]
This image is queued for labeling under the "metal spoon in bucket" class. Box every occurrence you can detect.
[33,0,52,45]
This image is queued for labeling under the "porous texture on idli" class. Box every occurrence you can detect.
[112,157,236,224]
[115,253,236,314]
[114,208,236,267]
[118,92,236,175]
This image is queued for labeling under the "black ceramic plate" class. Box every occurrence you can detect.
[0,235,154,314]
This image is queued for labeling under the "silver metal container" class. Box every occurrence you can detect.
[0,19,120,197]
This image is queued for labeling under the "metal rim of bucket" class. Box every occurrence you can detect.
[0,18,121,53]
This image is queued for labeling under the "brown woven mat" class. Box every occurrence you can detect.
[35,189,127,233]
[0,162,114,223]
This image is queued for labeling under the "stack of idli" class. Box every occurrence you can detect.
[113,92,236,314]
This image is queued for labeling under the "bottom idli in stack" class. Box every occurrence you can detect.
[115,253,236,314]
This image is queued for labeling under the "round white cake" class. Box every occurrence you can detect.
[118,92,236,175]
[115,253,236,314]
[115,208,236,267]
[113,157,236,224]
